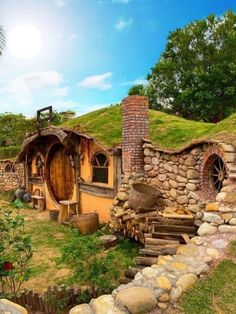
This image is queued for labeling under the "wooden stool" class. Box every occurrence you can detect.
[31,195,45,211]
[58,200,78,224]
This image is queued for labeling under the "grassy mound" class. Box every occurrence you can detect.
[61,104,236,150]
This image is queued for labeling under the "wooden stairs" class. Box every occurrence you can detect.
[120,220,197,284]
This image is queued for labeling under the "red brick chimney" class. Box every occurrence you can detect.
[122,95,149,173]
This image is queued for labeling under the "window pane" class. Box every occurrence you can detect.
[96,154,107,166]
[93,167,108,183]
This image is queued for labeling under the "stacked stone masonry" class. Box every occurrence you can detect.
[0,160,24,192]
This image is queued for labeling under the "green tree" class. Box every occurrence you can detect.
[128,84,146,96]
[147,11,236,122]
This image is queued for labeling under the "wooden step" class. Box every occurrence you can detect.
[119,277,132,284]
[135,256,158,266]
[145,237,180,246]
[124,265,144,278]
[151,231,195,239]
[140,247,177,257]
[149,223,196,233]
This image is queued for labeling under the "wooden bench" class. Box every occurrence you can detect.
[31,195,45,211]
[58,200,79,224]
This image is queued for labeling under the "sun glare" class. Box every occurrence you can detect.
[8,25,42,59]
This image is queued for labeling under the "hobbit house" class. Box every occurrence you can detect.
[1,96,236,234]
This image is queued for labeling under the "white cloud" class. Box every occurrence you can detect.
[51,86,69,97]
[115,18,132,31]
[78,72,113,90]
[50,99,78,111]
[122,77,148,86]
[0,71,63,106]
[112,0,131,4]
[54,0,66,7]
[68,33,78,41]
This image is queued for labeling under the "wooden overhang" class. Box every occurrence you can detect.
[17,126,93,162]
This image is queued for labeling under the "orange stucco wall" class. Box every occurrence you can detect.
[28,138,115,223]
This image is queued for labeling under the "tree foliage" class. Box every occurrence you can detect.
[147,11,236,122]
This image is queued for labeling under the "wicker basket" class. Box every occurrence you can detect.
[72,213,99,235]
[129,183,160,210]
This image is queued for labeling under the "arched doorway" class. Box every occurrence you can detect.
[47,143,74,202]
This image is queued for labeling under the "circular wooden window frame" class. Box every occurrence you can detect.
[200,146,228,200]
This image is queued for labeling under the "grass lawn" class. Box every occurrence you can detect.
[181,242,236,314]
[0,197,139,294]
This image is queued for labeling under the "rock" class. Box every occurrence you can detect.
[156,276,172,290]
[159,293,170,302]
[170,287,182,303]
[116,287,157,314]
[189,191,199,200]
[206,248,220,259]
[203,212,224,224]
[169,180,178,188]
[169,262,188,271]
[211,239,228,249]
[190,147,202,156]
[69,304,92,314]
[177,196,189,205]
[152,157,159,165]
[144,165,153,172]
[142,267,158,279]
[187,169,199,179]
[177,245,199,256]
[224,192,236,203]
[219,225,236,233]
[158,174,166,181]
[222,213,233,223]
[229,218,236,225]
[144,148,155,157]
[163,181,170,190]
[123,201,129,209]
[170,188,177,198]
[150,178,161,187]
[117,192,129,202]
[185,157,197,166]
[176,274,197,291]
[219,206,235,213]
[91,295,127,314]
[176,175,187,183]
[144,157,152,164]
[205,203,219,212]
[186,183,197,191]
[0,299,27,314]
[148,170,158,178]
[216,192,227,203]
[158,302,167,309]
[198,222,217,236]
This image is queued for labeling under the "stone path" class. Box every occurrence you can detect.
[70,232,236,314]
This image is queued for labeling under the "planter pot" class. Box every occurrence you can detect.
[49,210,59,221]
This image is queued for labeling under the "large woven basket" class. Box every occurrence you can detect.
[72,213,99,235]
[129,183,160,210]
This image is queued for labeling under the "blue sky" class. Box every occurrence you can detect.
[0,0,235,117]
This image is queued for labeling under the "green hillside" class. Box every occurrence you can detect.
[61,104,236,150]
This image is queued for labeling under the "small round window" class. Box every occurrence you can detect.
[92,153,109,184]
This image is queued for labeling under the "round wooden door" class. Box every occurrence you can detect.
[48,144,74,202]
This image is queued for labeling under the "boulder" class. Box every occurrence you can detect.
[218,225,236,233]
[229,218,236,225]
[156,276,172,290]
[0,299,27,314]
[190,147,202,156]
[116,287,157,314]
[90,295,127,314]
[216,192,227,203]
[169,287,182,303]
[187,169,199,179]
[203,212,224,224]
[177,196,189,205]
[205,203,219,212]
[176,175,187,183]
[117,192,129,201]
[197,222,217,236]
[176,274,197,291]
[185,157,196,166]
[186,183,197,191]
[69,304,92,314]
[169,180,178,188]
[224,192,236,203]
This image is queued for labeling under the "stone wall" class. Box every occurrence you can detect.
[0,160,24,192]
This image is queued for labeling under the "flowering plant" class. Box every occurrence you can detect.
[0,206,33,297]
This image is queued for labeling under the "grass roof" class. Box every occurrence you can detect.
[61,104,236,150]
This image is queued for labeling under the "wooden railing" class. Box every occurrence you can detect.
[10,285,89,313]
